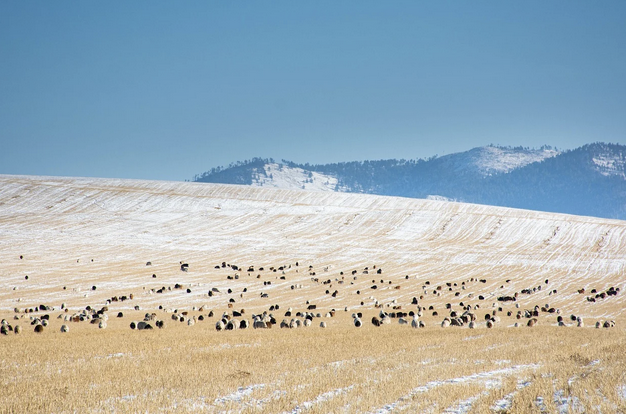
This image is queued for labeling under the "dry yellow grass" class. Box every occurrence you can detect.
[1,176,625,413]
[2,319,626,413]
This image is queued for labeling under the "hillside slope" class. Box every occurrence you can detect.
[0,175,624,320]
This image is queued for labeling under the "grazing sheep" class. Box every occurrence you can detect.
[156,320,165,329]
[354,318,362,328]
[486,320,494,329]
[527,318,538,327]
[320,321,327,328]
[187,317,195,327]
[226,319,239,330]
[468,321,476,329]
[215,320,225,331]
[280,319,289,329]
[577,317,584,327]
[98,320,107,329]
[596,321,603,329]
[441,318,451,328]
[14,325,21,334]
[34,324,44,333]
[411,316,419,328]
[137,321,149,330]
[303,318,312,327]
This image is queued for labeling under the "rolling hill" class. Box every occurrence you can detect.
[1,174,624,319]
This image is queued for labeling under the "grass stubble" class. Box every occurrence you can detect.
[2,312,626,413]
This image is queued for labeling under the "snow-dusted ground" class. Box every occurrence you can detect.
[467,146,559,176]
[0,174,624,317]
[593,153,626,179]
[251,163,341,191]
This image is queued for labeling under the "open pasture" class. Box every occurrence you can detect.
[1,175,625,413]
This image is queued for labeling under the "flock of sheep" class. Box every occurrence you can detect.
[1,258,620,336]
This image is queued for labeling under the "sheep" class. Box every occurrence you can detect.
[441,318,451,328]
[187,317,196,327]
[34,324,44,333]
[280,319,289,329]
[303,318,312,327]
[215,320,225,331]
[226,319,239,330]
[527,318,538,327]
[468,321,476,329]
[98,320,107,329]
[14,325,22,334]
[486,320,494,329]
[411,316,419,328]
[354,318,362,328]
[577,317,584,327]
[320,321,327,328]
[156,320,165,329]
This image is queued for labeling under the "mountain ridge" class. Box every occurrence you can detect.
[193,142,626,220]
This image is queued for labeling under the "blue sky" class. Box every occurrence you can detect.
[1,2,625,181]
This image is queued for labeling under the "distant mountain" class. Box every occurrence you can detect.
[193,143,626,220]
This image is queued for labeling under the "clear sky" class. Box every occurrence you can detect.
[1,2,625,181]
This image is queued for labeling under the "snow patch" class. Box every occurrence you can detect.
[251,163,342,192]
[472,146,559,176]
[214,384,266,404]
[427,195,456,202]
[368,364,541,414]
[282,386,354,414]
[593,155,626,179]
[443,392,486,413]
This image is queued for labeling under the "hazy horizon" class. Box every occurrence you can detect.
[2,2,625,181]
